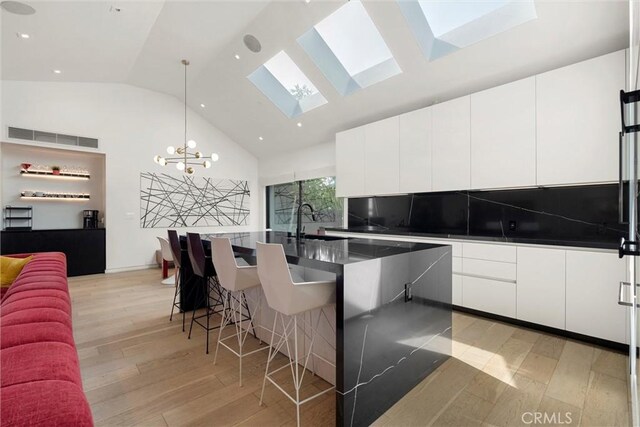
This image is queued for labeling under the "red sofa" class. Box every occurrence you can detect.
[1,252,93,426]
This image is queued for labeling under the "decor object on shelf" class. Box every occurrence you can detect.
[140,172,249,228]
[20,168,90,179]
[20,163,31,171]
[51,165,60,175]
[21,191,90,200]
[153,59,219,175]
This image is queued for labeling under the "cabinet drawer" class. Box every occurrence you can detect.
[452,257,462,273]
[462,276,516,318]
[463,242,516,263]
[416,238,462,257]
[462,258,516,282]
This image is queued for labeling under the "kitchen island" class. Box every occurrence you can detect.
[202,231,453,427]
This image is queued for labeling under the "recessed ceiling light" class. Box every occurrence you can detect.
[200,103,205,108]
[297,122,302,127]
[258,136,264,141]
[234,54,240,60]
[1,1,36,15]
[53,69,61,74]
[305,0,311,3]
[16,32,30,39]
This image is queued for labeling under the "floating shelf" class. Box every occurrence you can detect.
[20,170,90,180]
[21,193,90,201]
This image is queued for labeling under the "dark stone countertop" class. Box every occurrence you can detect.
[200,231,447,273]
[324,227,618,251]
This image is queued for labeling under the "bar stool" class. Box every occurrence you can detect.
[186,232,224,354]
[211,237,268,386]
[256,242,336,427]
[156,237,175,285]
[167,230,186,331]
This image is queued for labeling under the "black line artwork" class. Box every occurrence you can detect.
[140,172,250,228]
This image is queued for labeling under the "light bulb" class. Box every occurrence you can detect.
[187,139,197,149]
[153,155,160,164]
[204,160,211,168]
[166,146,175,155]
[186,167,194,175]
[176,161,185,171]
[159,157,167,166]
[195,151,202,159]
[211,153,219,162]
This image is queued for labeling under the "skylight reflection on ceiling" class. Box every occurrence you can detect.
[298,0,401,96]
[247,50,327,118]
[398,0,537,61]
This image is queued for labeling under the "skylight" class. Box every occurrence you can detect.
[298,1,401,96]
[248,50,327,118]
[398,0,537,61]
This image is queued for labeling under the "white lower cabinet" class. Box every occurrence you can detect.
[453,274,463,306]
[517,247,566,329]
[462,276,516,318]
[566,250,628,344]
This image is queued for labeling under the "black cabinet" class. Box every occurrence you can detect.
[0,228,106,276]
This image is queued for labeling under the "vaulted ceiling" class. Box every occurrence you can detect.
[1,0,629,158]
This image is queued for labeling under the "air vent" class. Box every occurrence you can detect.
[8,126,99,149]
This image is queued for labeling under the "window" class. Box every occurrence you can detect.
[298,1,401,96]
[398,0,537,61]
[248,50,327,118]
[266,177,343,234]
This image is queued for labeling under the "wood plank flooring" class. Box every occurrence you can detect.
[69,269,630,426]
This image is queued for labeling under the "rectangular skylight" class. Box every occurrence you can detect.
[298,1,401,96]
[398,0,537,61]
[248,50,327,118]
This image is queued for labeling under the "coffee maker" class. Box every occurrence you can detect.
[83,210,99,229]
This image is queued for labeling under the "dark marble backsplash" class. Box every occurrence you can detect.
[348,184,627,245]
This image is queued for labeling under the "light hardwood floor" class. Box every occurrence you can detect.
[69,269,630,426]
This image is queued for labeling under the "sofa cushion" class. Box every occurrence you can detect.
[1,307,73,329]
[0,255,33,287]
[1,288,70,306]
[1,380,94,427]
[1,342,82,388]
[1,322,76,350]
[2,295,71,316]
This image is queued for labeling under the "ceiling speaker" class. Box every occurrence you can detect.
[243,34,262,53]
[0,1,35,15]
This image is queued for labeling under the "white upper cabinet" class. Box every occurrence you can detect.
[432,96,471,191]
[471,77,536,189]
[399,107,432,193]
[364,116,400,195]
[536,50,625,186]
[336,126,365,197]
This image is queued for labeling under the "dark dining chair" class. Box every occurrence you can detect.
[186,232,224,354]
[167,229,186,331]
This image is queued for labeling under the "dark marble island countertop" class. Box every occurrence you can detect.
[202,231,448,274]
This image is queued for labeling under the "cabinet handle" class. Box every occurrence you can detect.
[620,132,626,224]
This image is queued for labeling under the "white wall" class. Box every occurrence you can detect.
[258,141,336,229]
[1,81,259,272]
[1,143,105,229]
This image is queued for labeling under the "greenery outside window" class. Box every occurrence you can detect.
[266,177,343,234]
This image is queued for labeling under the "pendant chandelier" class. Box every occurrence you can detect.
[153,59,219,174]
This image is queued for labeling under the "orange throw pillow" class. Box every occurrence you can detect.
[0,256,33,288]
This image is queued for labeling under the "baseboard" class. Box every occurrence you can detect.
[453,305,629,354]
[105,264,158,274]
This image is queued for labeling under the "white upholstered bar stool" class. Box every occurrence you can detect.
[256,242,336,427]
[156,237,176,286]
[211,237,268,386]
